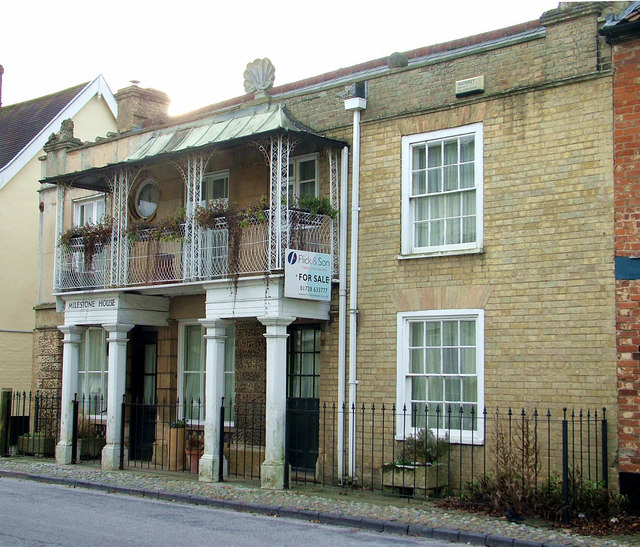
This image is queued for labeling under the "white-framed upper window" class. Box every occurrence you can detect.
[77,327,108,413]
[202,170,229,205]
[396,309,484,444]
[289,154,318,199]
[178,322,235,423]
[73,195,106,227]
[401,123,483,256]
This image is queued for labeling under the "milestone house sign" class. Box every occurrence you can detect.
[284,249,332,302]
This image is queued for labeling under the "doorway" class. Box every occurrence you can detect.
[286,324,321,472]
[129,327,157,461]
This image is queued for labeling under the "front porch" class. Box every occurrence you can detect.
[54,277,330,489]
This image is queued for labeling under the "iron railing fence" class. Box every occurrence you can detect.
[121,397,204,474]
[54,211,335,292]
[281,403,610,503]
[1,390,613,522]
[70,395,107,462]
[222,401,265,480]
[6,391,61,457]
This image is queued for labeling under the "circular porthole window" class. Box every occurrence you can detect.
[134,179,160,219]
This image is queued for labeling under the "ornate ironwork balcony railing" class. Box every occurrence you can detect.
[56,237,111,291]
[54,211,335,292]
[127,224,187,286]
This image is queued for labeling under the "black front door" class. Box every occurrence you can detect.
[286,325,321,471]
[129,327,157,461]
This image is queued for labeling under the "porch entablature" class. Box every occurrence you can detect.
[203,276,330,322]
[45,104,344,294]
[58,292,170,327]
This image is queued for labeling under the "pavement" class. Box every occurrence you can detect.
[0,456,636,547]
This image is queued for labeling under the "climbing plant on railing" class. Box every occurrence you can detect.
[126,208,186,242]
[59,216,114,269]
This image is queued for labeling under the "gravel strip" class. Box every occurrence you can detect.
[0,457,634,546]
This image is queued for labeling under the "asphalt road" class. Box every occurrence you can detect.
[0,477,467,546]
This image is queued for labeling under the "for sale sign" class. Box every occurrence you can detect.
[284,249,332,301]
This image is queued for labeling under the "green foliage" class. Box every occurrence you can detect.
[126,208,186,242]
[59,216,114,269]
[170,419,186,428]
[296,195,338,219]
[466,416,626,523]
[469,472,627,523]
[59,217,113,250]
[194,199,268,231]
[386,429,449,469]
[194,200,230,230]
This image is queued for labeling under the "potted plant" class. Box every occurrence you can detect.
[287,195,337,252]
[382,428,449,494]
[296,195,338,220]
[168,419,186,471]
[185,431,204,474]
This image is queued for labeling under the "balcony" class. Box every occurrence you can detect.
[55,210,334,292]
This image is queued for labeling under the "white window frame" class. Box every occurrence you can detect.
[73,194,107,227]
[77,327,108,417]
[201,170,230,206]
[396,309,485,444]
[177,321,235,425]
[401,123,483,258]
[178,321,206,422]
[289,154,318,199]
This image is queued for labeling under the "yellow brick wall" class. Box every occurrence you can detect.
[336,76,615,415]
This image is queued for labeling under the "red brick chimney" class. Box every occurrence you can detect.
[114,84,170,133]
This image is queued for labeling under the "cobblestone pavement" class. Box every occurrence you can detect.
[0,457,637,546]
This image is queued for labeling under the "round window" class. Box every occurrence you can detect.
[134,179,159,219]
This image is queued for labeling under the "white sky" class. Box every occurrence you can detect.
[2,0,560,116]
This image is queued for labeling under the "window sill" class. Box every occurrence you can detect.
[398,246,484,261]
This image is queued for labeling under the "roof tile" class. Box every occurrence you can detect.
[0,82,87,169]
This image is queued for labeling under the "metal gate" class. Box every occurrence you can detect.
[286,325,321,472]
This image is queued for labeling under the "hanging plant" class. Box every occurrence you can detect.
[59,217,114,269]
[194,200,229,230]
[125,219,153,243]
[238,195,268,227]
[154,207,187,241]
[195,198,270,290]
[126,208,186,242]
[59,226,84,250]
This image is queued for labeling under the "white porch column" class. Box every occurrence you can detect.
[258,316,295,489]
[56,325,86,464]
[101,322,134,470]
[198,318,229,482]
